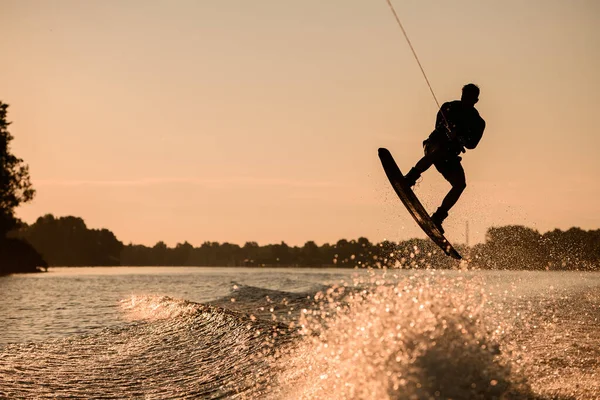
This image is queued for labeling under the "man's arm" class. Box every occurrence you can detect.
[462,116,485,149]
[435,102,455,136]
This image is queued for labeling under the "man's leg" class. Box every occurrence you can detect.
[431,160,467,232]
[404,141,445,187]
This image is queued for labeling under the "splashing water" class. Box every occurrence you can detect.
[120,294,201,321]
[270,270,535,400]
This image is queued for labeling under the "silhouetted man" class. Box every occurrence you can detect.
[403,83,485,233]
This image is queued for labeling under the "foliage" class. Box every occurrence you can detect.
[0,238,47,274]
[0,101,42,274]
[12,214,600,271]
[470,225,600,270]
[0,102,35,235]
[17,215,123,266]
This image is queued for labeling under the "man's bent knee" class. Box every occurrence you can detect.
[453,180,467,192]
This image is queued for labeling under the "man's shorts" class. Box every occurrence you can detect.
[423,138,466,187]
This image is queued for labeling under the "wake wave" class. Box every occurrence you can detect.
[1,294,289,399]
[1,273,570,399]
[120,294,202,321]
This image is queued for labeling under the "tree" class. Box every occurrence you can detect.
[483,225,547,270]
[272,241,292,265]
[152,241,169,265]
[300,240,320,266]
[17,214,123,266]
[0,101,35,235]
[173,242,194,265]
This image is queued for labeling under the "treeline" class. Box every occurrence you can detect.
[17,215,453,268]
[13,214,600,271]
[470,225,600,271]
[120,236,458,269]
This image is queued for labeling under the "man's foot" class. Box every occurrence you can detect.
[431,209,448,234]
[404,168,421,189]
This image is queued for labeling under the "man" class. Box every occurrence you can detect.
[403,83,485,233]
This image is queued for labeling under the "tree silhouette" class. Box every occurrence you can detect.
[272,241,292,265]
[19,215,122,266]
[0,101,35,235]
[0,102,46,274]
[472,225,547,270]
[172,242,194,265]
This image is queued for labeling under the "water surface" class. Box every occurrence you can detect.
[1,267,599,399]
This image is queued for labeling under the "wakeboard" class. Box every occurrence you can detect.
[378,147,462,260]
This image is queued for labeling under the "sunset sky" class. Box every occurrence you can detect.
[2,0,599,247]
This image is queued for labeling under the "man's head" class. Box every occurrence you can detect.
[461,83,480,107]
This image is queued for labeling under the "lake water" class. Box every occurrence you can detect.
[1,267,599,399]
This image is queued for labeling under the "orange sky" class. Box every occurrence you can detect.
[2,0,599,247]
